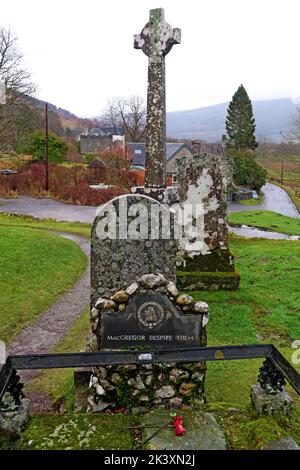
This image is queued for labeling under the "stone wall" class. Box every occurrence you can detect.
[87,273,208,410]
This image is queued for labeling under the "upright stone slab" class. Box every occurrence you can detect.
[87,192,209,411]
[176,153,240,291]
[91,194,177,305]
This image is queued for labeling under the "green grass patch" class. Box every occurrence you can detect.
[191,237,300,406]
[0,226,87,341]
[239,196,263,206]
[29,237,300,411]
[228,210,300,236]
[213,406,300,449]
[1,215,300,450]
[0,213,90,237]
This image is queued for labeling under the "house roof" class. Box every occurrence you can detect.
[87,157,107,169]
[127,143,191,167]
[88,125,124,137]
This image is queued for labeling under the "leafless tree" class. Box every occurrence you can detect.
[104,95,146,142]
[0,27,36,147]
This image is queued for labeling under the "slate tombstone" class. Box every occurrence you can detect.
[176,153,240,291]
[100,281,204,350]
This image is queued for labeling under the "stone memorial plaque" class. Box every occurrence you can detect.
[101,292,202,349]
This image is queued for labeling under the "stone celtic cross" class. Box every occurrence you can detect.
[134,8,181,188]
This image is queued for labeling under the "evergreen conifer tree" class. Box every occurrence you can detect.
[226,84,257,150]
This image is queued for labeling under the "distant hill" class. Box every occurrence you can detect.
[29,96,297,142]
[166,98,296,142]
[29,97,94,134]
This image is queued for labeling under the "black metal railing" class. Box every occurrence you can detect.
[1,343,300,406]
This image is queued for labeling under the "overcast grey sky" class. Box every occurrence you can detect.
[1,0,300,117]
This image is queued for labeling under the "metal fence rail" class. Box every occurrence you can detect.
[1,343,300,404]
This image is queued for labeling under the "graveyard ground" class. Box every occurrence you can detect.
[0,223,87,342]
[0,213,300,449]
[228,210,300,236]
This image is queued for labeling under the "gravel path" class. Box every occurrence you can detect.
[7,232,90,411]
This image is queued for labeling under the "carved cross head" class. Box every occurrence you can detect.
[134,8,181,63]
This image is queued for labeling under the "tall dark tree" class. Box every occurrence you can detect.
[226,84,257,150]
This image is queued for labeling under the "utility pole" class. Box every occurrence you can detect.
[280,160,283,186]
[45,102,49,191]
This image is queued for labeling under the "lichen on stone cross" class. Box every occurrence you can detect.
[134,8,181,61]
[134,8,181,188]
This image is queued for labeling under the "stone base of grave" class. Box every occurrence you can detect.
[140,408,227,450]
[262,437,300,450]
[251,384,293,416]
[87,361,207,412]
[131,186,179,205]
[176,248,240,291]
[177,271,240,291]
[177,248,235,273]
[87,273,209,411]
[0,397,29,438]
[74,369,92,412]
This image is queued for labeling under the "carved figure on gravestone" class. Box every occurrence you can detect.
[137,301,165,329]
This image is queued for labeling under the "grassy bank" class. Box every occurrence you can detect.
[1,215,300,450]
[0,213,90,237]
[25,236,300,407]
[0,225,87,341]
[228,210,300,236]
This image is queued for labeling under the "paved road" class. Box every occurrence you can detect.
[0,195,97,223]
[1,183,299,224]
[229,182,300,218]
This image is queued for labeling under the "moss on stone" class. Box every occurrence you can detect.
[181,249,235,272]
[177,270,240,291]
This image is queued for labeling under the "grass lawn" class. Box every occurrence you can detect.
[228,209,300,236]
[0,213,90,237]
[0,225,87,342]
[16,235,300,450]
[1,214,300,449]
[239,196,263,206]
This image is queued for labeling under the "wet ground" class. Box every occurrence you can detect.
[228,182,300,218]
[0,195,97,223]
[7,232,90,412]
[230,225,299,240]
[1,183,299,224]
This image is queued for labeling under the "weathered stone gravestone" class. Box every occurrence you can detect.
[87,193,209,410]
[90,194,177,305]
[176,153,240,291]
[132,7,180,204]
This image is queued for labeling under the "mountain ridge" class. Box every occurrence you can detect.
[166,97,296,142]
[31,96,296,142]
